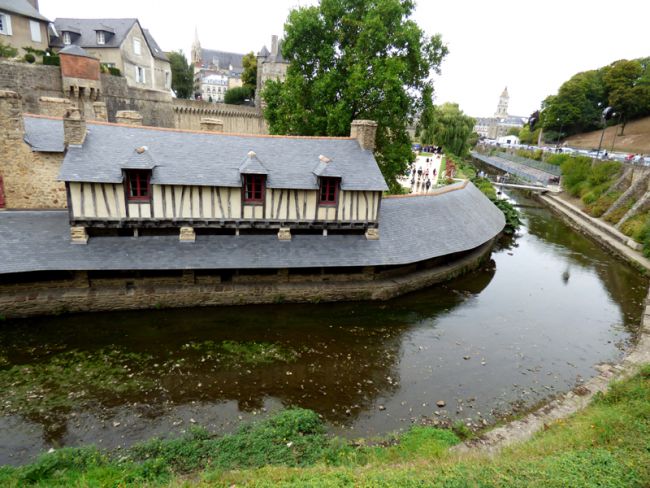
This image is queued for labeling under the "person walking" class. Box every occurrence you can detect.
[425,179,431,192]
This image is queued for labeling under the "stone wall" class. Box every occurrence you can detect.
[100,73,174,127]
[0,61,63,114]
[173,99,267,134]
[0,240,494,318]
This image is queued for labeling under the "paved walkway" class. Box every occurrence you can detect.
[399,153,443,193]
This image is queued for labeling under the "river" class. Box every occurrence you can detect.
[0,192,647,465]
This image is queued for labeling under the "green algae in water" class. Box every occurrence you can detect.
[180,340,299,366]
[0,349,155,417]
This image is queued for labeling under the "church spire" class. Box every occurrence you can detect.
[495,86,509,117]
[191,26,202,66]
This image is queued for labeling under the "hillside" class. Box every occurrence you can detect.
[563,116,650,154]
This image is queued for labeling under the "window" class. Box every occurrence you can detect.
[135,65,146,83]
[126,171,151,201]
[30,20,41,42]
[133,37,141,55]
[0,13,11,36]
[243,174,265,203]
[165,71,170,88]
[319,177,339,205]
[62,31,71,45]
[96,30,105,45]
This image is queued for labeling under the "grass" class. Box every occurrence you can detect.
[180,340,299,366]
[3,363,648,487]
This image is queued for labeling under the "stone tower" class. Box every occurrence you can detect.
[495,86,509,117]
[191,27,202,67]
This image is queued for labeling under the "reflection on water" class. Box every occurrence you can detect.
[0,193,647,465]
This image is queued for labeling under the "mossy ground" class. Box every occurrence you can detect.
[1,365,648,487]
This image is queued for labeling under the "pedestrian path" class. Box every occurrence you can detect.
[399,153,443,193]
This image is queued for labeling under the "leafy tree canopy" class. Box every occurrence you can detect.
[262,0,448,192]
[424,103,475,157]
[167,50,194,99]
[224,86,254,105]
[241,52,257,91]
[540,57,650,137]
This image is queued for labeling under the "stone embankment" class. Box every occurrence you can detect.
[454,192,650,455]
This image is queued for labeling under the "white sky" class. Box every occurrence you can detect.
[40,0,650,117]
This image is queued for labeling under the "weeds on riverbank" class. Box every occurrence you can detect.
[1,365,648,487]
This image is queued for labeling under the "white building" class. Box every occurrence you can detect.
[201,74,228,103]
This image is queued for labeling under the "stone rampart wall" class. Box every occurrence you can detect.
[0,61,63,114]
[173,99,267,134]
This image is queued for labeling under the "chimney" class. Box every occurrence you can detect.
[271,35,278,57]
[350,120,378,151]
[200,117,224,132]
[115,110,143,126]
[63,107,86,146]
[26,0,39,11]
[0,90,25,142]
[39,97,72,117]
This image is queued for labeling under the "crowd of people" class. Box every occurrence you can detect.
[404,153,442,193]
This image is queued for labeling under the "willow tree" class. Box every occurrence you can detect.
[262,0,448,192]
[426,103,475,157]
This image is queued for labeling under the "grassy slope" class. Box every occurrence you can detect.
[564,116,650,153]
[0,365,648,487]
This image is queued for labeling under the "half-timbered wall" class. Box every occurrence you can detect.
[70,183,381,224]
[69,182,127,219]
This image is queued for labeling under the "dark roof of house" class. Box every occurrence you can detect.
[200,48,244,74]
[0,0,49,22]
[23,116,64,152]
[24,116,388,191]
[52,18,138,49]
[51,18,168,63]
[0,183,505,274]
[143,28,168,62]
[59,44,93,58]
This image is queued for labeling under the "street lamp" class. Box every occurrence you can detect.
[596,106,614,158]
[555,117,564,148]
[610,112,622,153]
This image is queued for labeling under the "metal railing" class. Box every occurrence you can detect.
[496,152,562,176]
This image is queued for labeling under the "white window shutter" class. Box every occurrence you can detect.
[6,14,12,35]
[30,21,41,43]
[142,68,146,83]
[134,65,139,82]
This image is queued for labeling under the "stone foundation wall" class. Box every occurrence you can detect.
[0,240,494,319]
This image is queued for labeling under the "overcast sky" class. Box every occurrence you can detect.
[40,0,649,117]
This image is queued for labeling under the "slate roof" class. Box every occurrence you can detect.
[52,18,138,49]
[0,183,505,274]
[143,28,168,62]
[200,48,244,74]
[31,116,388,191]
[0,0,49,22]
[23,116,64,152]
[59,44,93,58]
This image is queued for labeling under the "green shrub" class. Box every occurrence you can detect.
[224,86,254,105]
[561,156,593,196]
[23,53,35,63]
[0,40,18,58]
[620,212,650,241]
[589,161,622,186]
[584,191,621,217]
[108,67,121,76]
[42,55,60,66]
[604,199,635,224]
[546,153,572,166]
[452,420,473,440]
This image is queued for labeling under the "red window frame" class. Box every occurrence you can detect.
[243,174,265,203]
[126,170,151,202]
[319,177,339,205]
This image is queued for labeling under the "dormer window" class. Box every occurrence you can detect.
[96,31,106,45]
[243,174,265,203]
[319,177,339,205]
[126,170,151,202]
[62,31,71,45]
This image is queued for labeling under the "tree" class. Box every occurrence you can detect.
[506,127,520,137]
[262,0,448,193]
[424,103,475,157]
[241,52,257,91]
[418,85,436,145]
[167,51,194,99]
[602,59,649,135]
[224,86,254,105]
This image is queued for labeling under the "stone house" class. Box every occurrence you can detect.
[0,0,50,55]
[50,18,171,93]
[191,29,245,101]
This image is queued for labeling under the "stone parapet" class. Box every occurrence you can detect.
[200,117,224,132]
[116,110,143,126]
